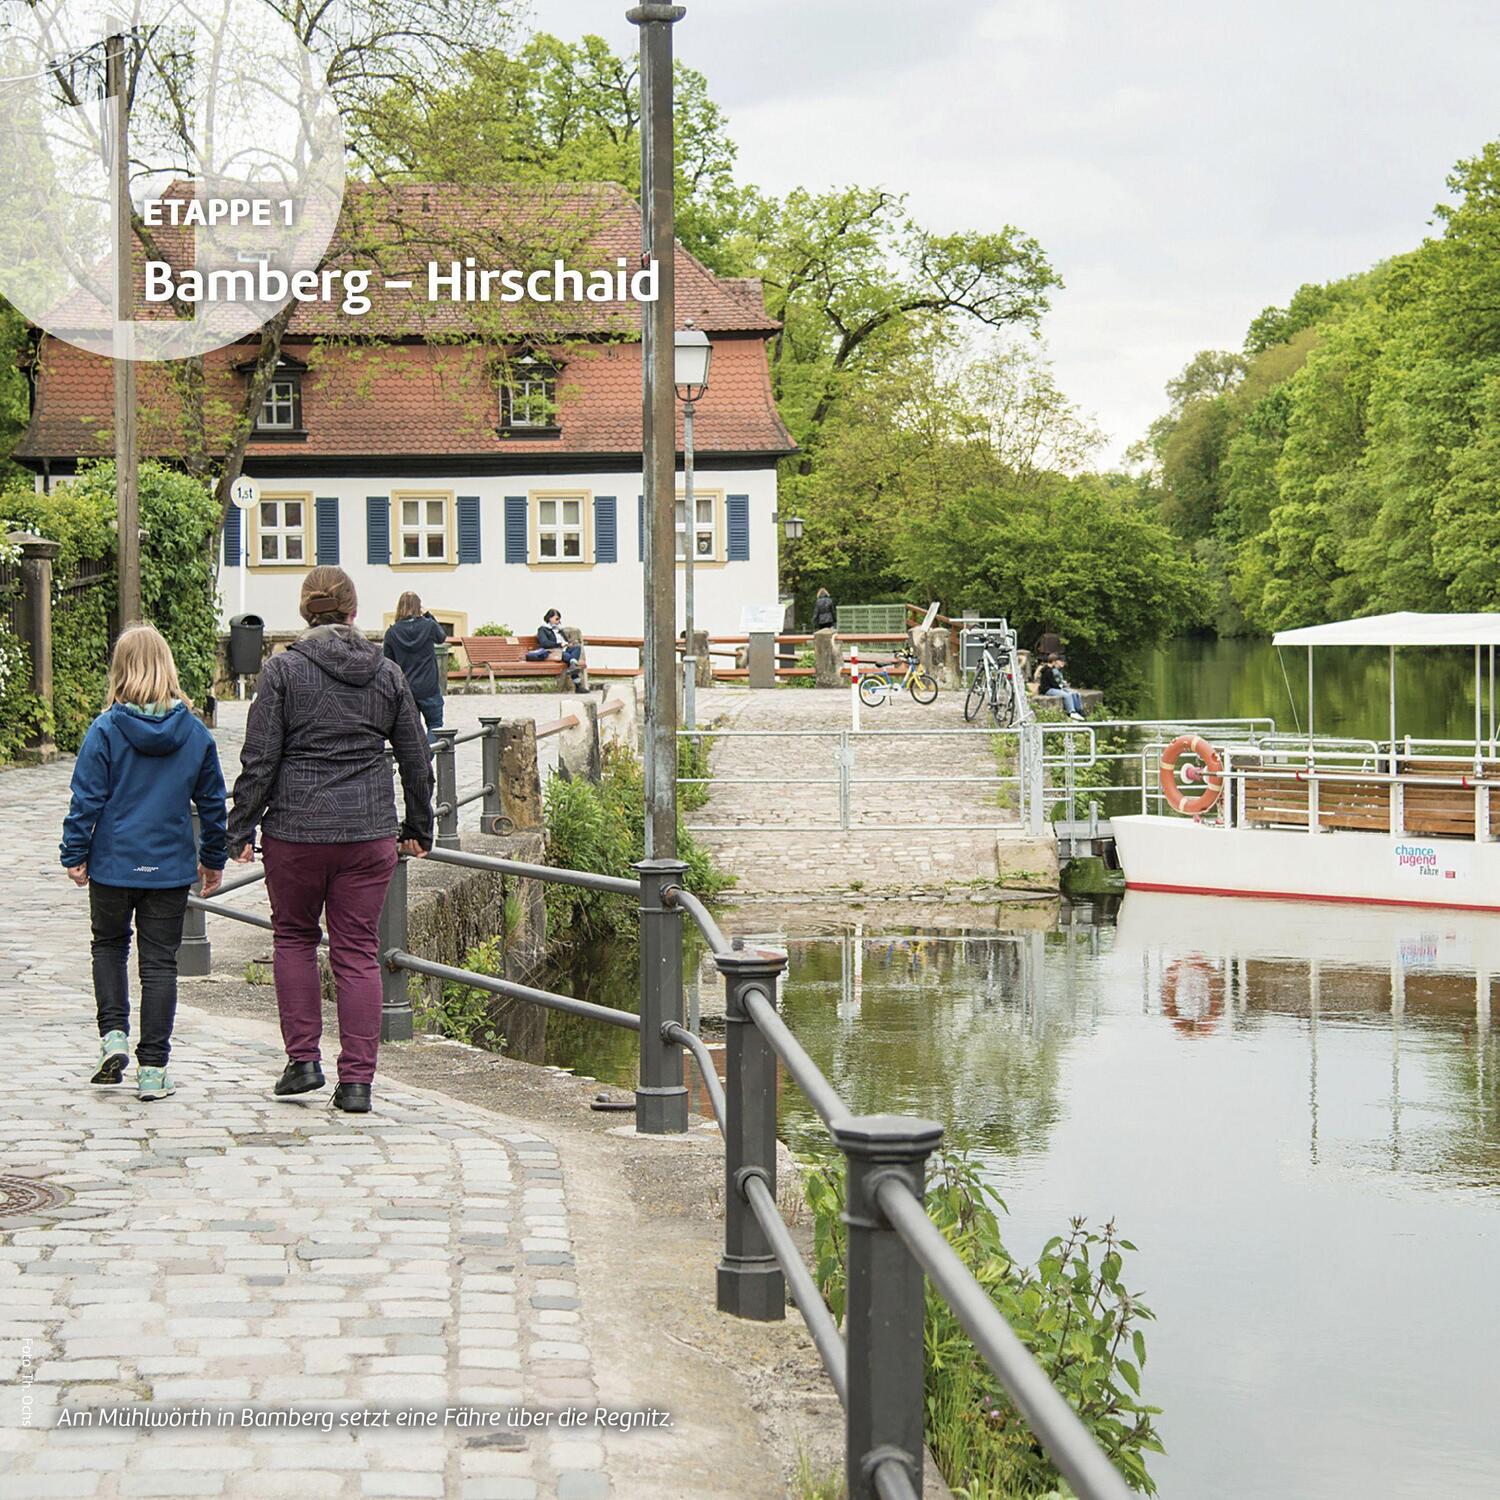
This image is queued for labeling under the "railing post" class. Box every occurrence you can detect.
[432,728,460,849]
[498,720,543,831]
[633,857,689,1133]
[379,854,412,1042]
[478,716,507,834]
[715,950,788,1320]
[833,1113,945,1500]
[1024,718,1045,835]
[178,809,211,977]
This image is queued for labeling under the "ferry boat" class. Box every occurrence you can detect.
[1113,613,1500,912]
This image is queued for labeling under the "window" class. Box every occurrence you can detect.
[259,378,298,431]
[397,494,451,563]
[500,357,557,430]
[537,495,585,561]
[675,494,717,560]
[255,495,306,565]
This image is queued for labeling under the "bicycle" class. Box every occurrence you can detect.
[857,647,939,708]
[963,631,1025,726]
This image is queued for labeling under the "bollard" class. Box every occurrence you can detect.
[715,950,788,1320]
[432,728,459,849]
[478,716,507,834]
[498,721,543,831]
[633,858,689,1133]
[833,1113,945,1500]
[178,810,212,977]
[378,855,413,1042]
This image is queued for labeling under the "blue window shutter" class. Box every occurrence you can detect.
[727,495,750,561]
[637,494,644,562]
[222,505,241,567]
[594,496,617,563]
[504,496,528,563]
[366,496,390,565]
[315,497,339,565]
[457,496,482,564]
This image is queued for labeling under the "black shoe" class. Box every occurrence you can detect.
[274,1060,325,1096]
[332,1083,371,1113]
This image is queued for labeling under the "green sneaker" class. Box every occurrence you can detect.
[136,1066,175,1102]
[91,1030,129,1085]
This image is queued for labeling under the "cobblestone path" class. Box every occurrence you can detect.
[686,687,1051,896]
[0,759,614,1500]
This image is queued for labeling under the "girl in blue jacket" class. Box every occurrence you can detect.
[59,625,228,1100]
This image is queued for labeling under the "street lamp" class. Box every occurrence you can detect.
[674,322,712,730]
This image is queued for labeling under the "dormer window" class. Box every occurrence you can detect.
[238,352,308,440]
[499,354,560,434]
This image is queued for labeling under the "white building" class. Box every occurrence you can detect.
[17,183,797,650]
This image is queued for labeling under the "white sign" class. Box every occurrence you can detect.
[741,604,784,633]
[1392,838,1472,885]
[230,476,260,511]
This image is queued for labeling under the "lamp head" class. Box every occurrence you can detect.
[673,324,712,400]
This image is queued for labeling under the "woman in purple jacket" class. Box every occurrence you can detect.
[227,566,433,1112]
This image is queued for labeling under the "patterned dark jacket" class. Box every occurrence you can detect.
[227,625,434,853]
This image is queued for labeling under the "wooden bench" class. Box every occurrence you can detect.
[1240,758,1500,837]
[454,635,568,691]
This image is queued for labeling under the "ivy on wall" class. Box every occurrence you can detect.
[0,461,220,756]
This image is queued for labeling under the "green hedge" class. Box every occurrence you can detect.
[1,462,220,755]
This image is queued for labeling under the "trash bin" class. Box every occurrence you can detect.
[227,613,265,677]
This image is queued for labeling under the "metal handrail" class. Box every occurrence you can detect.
[425,845,640,897]
[201,866,267,898]
[743,984,850,1130]
[664,1022,725,1127]
[664,885,733,957]
[186,896,273,933]
[876,1176,1134,1500]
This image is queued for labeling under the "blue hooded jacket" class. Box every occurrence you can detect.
[59,702,228,888]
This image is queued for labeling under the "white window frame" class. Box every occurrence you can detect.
[393,491,454,566]
[252,493,309,568]
[675,491,720,561]
[501,360,556,429]
[258,377,298,431]
[531,491,592,566]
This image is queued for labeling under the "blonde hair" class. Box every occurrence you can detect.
[395,591,423,620]
[300,565,358,625]
[105,624,187,710]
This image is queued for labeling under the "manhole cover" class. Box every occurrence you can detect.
[0,1174,72,1223]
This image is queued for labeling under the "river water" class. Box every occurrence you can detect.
[540,637,1500,1497]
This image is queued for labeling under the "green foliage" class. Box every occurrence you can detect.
[0,461,220,754]
[473,622,513,637]
[243,961,271,986]
[0,532,35,762]
[542,744,732,955]
[806,1150,1163,1497]
[421,934,508,1049]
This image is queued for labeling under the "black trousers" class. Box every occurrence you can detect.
[89,883,190,1068]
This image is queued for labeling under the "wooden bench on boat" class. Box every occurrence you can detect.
[1239,758,1500,837]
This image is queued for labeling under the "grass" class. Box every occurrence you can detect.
[243,960,272,986]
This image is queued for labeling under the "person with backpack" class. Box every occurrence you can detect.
[59,624,228,1101]
[382,591,448,734]
[226,566,434,1114]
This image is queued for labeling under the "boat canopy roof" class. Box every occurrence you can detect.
[1272,612,1500,648]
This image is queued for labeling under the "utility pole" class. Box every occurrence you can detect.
[107,31,140,628]
[629,2,685,858]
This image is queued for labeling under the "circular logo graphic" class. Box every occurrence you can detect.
[0,0,346,361]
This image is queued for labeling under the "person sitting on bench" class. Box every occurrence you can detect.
[1038,654,1085,719]
[528,608,582,686]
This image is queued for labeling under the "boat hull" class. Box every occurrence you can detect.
[1112,814,1500,912]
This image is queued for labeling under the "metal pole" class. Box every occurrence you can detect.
[1389,645,1397,776]
[432,728,459,849]
[1306,646,1314,743]
[378,855,413,1042]
[634,856,689,1133]
[630,1,685,858]
[716,952,788,1320]
[834,1112,945,1500]
[179,810,212,977]
[1475,644,1482,761]
[107,33,139,629]
[683,397,696,733]
[478,716,506,835]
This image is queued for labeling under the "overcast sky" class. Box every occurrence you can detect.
[528,0,1500,461]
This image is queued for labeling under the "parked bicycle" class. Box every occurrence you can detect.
[858,647,939,707]
[963,630,1027,727]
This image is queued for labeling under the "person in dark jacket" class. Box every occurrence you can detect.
[227,566,434,1114]
[59,624,227,1100]
[382,591,448,734]
[531,607,582,686]
[1038,654,1085,719]
[812,587,837,631]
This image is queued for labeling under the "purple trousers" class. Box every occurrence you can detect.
[262,835,397,1084]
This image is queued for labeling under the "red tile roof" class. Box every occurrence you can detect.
[17,182,795,462]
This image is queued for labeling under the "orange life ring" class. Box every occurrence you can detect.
[1161,956,1225,1038]
[1158,734,1223,817]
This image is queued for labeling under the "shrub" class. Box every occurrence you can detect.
[0,461,220,754]
[419,933,509,1049]
[806,1149,1163,1497]
[473,622,514,637]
